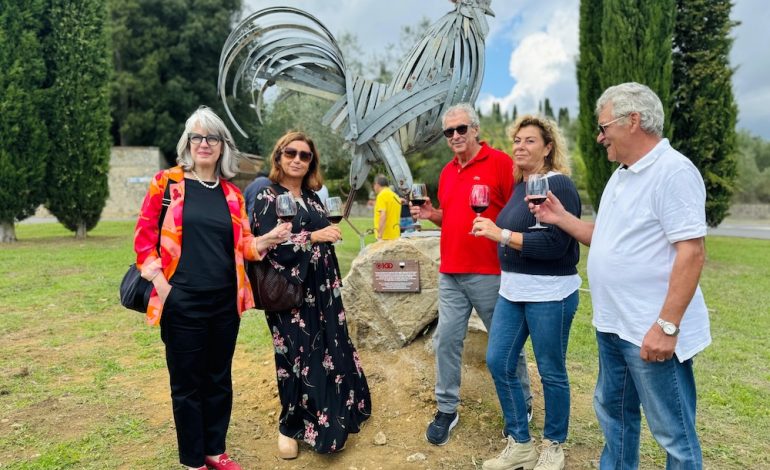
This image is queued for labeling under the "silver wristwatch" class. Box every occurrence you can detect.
[499,229,512,247]
[656,318,680,336]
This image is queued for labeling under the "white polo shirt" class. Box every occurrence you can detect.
[588,139,711,361]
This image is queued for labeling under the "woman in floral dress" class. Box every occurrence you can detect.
[251,131,371,458]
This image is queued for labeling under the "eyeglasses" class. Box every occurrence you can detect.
[442,124,470,138]
[189,133,222,146]
[597,115,628,135]
[282,147,313,162]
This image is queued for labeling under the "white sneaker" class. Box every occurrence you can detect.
[482,436,538,470]
[533,439,564,470]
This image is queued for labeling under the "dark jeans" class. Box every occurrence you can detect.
[160,285,240,468]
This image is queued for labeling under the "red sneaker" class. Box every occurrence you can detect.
[204,453,242,470]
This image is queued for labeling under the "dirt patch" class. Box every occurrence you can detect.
[221,331,598,469]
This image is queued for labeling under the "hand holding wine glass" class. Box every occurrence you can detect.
[469,184,490,234]
[526,174,549,229]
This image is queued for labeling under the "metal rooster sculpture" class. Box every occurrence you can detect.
[218,0,494,209]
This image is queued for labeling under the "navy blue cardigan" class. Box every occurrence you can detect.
[496,174,581,276]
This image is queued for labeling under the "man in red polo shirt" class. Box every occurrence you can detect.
[412,103,531,445]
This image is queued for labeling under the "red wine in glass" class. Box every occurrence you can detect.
[410,197,428,207]
[526,174,549,229]
[275,193,298,243]
[327,215,343,224]
[469,184,490,234]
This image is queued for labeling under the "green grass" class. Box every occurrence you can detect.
[0,221,768,468]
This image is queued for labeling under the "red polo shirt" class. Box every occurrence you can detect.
[437,142,514,274]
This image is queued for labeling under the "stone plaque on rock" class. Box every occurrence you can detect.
[372,260,420,293]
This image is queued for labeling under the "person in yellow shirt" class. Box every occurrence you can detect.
[373,174,402,240]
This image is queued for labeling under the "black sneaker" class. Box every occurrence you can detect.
[425,410,459,445]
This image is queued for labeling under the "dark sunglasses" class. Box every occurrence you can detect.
[281,147,313,162]
[442,124,470,138]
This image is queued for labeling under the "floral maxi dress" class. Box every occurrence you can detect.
[251,184,371,453]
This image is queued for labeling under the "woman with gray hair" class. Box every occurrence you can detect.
[134,106,291,470]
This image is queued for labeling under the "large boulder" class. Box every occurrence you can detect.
[342,235,441,349]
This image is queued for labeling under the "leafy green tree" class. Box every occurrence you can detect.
[0,0,49,242]
[733,131,770,203]
[44,0,113,238]
[671,0,738,226]
[576,0,606,210]
[109,0,243,162]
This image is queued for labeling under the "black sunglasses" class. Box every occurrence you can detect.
[281,147,313,162]
[442,124,470,138]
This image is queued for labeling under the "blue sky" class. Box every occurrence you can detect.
[243,0,769,139]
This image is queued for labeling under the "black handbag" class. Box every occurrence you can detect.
[119,179,175,313]
[246,184,303,311]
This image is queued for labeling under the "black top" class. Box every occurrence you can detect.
[171,178,235,290]
[497,173,581,276]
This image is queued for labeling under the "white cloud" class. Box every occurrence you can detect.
[480,4,579,117]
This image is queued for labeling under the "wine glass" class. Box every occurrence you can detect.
[526,174,549,229]
[469,184,490,234]
[409,183,428,207]
[324,196,343,244]
[275,193,297,244]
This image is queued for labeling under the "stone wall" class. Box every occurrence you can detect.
[104,147,164,218]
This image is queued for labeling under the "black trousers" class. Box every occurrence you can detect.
[160,285,240,467]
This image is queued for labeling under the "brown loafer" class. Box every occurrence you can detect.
[278,433,298,459]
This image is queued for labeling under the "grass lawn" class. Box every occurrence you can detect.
[0,220,768,468]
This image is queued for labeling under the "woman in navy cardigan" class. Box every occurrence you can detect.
[472,115,581,470]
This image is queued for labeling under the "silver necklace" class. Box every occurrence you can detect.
[190,169,220,189]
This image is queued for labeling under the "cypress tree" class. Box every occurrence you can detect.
[602,0,675,133]
[0,0,49,242]
[671,0,738,227]
[576,0,606,209]
[44,0,112,238]
[543,98,555,120]
[579,0,675,209]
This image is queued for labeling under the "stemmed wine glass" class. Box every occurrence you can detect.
[469,184,490,234]
[275,193,297,244]
[526,174,549,229]
[324,196,343,244]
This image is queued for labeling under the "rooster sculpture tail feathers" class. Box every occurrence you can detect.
[218,7,347,137]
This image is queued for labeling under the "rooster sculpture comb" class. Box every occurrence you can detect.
[218,0,494,208]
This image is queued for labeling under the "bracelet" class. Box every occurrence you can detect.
[499,229,512,247]
[149,271,161,282]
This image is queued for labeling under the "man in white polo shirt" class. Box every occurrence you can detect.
[533,82,709,469]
